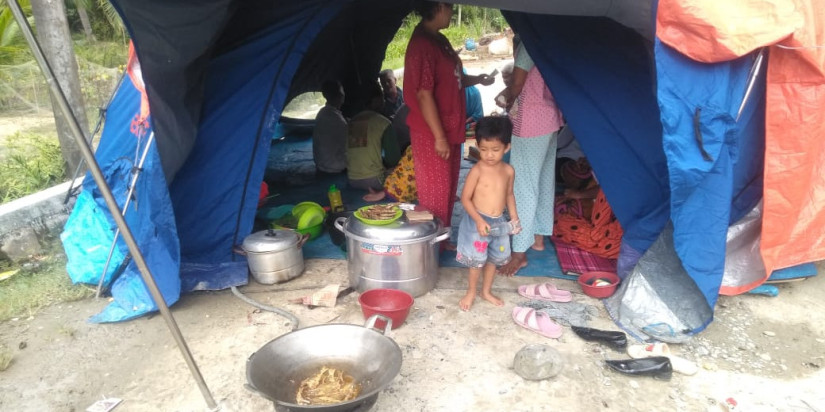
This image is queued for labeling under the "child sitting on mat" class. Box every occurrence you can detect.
[456,116,522,311]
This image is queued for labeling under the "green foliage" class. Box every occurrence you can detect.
[382,15,418,71]
[381,6,507,71]
[0,254,93,322]
[74,39,127,68]
[0,2,34,65]
[94,0,127,41]
[63,0,127,42]
[0,131,66,203]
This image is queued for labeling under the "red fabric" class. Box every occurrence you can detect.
[553,189,623,259]
[550,237,617,275]
[257,182,269,208]
[403,25,466,145]
[126,41,150,127]
[410,130,461,228]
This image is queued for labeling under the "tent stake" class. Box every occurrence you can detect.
[7,1,218,410]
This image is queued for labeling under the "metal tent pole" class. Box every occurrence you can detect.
[63,71,127,205]
[96,130,155,298]
[736,48,766,122]
[7,2,218,410]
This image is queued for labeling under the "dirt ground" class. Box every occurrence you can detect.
[0,111,55,140]
[0,258,823,412]
[2,51,824,412]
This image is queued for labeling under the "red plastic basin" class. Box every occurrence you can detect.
[578,271,620,299]
[358,288,414,329]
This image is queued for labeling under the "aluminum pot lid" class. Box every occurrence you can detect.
[242,229,299,253]
[344,214,441,242]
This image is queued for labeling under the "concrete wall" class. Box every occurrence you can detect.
[0,181,80,263]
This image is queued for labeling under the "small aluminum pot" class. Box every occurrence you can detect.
[236,229,309,284]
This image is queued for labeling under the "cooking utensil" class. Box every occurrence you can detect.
[325,210,353,248]
[236,229,309,284]
[578,271,620,298]
[245,314,402,412]
[335,214,449,297]
[358,289,414,329]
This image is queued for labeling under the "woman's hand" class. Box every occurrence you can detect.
[434,138,450,160]
[495,89,513,110]
[478,73,495,86]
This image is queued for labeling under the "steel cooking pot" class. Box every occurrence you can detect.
[245,315,402,412]
[335,213,449,297]
[236,229,309,284]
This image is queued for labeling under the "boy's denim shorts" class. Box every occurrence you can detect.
[455,211,511,268]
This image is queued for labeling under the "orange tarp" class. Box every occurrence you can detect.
[657,0,825,294]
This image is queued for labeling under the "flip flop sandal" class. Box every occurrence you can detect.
[512,306,563,339]
[627,342,698,375]
[518,283,573,303]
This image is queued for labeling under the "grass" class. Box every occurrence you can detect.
[0,254,93,322]
[73,39,128,69]
[0,131,66,203]
[381,7,507,72]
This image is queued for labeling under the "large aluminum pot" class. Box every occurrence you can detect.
[335,214,449,297]
[245,315,402,412]
[236,229,309,284]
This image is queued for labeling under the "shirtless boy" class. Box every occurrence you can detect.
[456,116,521,311]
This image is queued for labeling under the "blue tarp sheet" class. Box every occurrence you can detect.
[62,77,181,323]
[65,6,768,328]
[63,4,344,321]
[507,13,763,333]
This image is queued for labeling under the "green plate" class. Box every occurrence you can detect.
[354,205,402,225]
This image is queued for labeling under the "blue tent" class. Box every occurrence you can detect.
[63,1,768,332]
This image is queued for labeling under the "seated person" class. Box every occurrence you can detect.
[501,62,514,88]
[464,71,483,124]
[312,80,348,175]
[379,146,417,203]
[555,124,585,182]
[391,104,411,156]
[553,159,623,259]
[347,81,402,201]
[379,69,404,119]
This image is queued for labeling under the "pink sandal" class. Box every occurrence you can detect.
[512,306,563,339]
[518,283,573,302]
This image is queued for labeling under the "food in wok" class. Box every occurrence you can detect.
[295,366,362,405]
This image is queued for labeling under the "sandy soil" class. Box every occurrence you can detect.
[0,112,55,140]
[2,51,823,412]
[0,258,823,412]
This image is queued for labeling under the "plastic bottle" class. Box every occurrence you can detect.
[487,220,519,237]
[327,184,344,213]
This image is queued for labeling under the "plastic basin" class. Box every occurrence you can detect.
[358,288,414,330]
[578,271,620,299]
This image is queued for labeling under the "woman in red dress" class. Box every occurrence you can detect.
[404,1,494,232]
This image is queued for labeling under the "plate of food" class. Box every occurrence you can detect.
[354,204,402,225]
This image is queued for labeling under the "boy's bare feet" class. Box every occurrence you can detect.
[531,235,545,251]
[498,252,527,276]
[480,291,504,307]
[459,291,476,311]
[362,189,386,202]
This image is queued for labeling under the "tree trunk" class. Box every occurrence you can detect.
[30,0,89,175]
[74,1,96,42]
